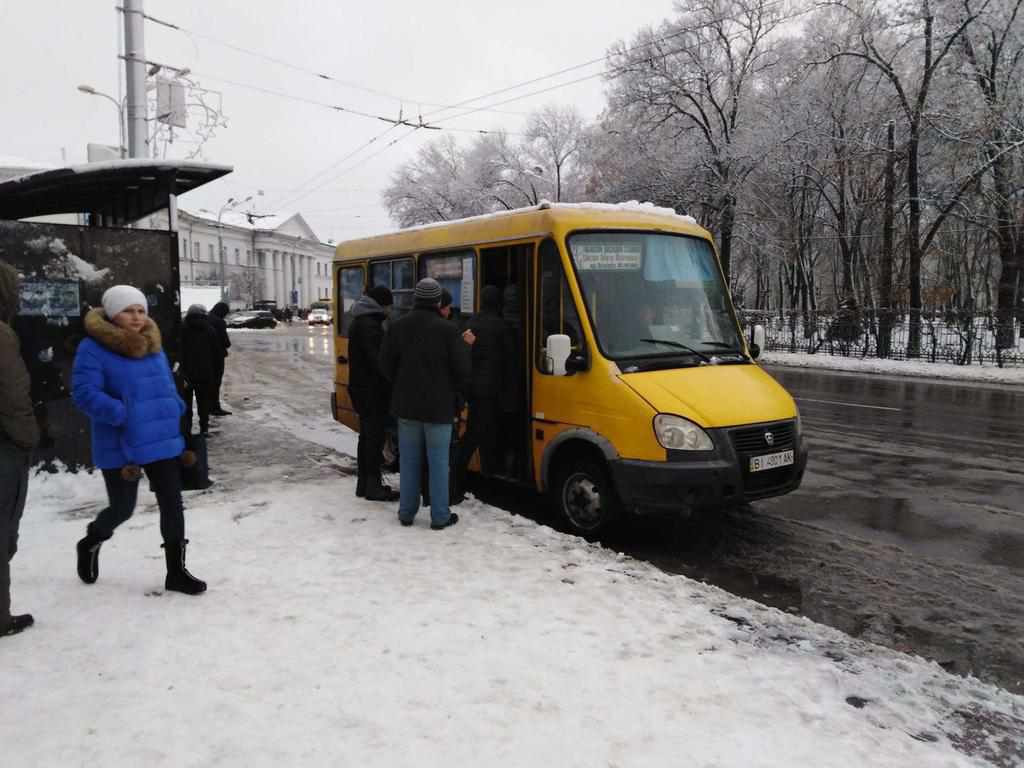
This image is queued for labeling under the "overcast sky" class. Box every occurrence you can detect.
[1,0,676,242]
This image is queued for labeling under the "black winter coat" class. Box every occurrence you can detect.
[208,303,231,358]
[180,314,223,384]
[348,301,390,413]
[464,309,508,401]
[380,306,471,424]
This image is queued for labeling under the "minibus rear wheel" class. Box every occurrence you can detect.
[552,456,620,538]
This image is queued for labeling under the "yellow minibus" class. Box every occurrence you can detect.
[332,202,807,536]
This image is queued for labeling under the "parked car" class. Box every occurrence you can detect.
[307,308,331,326]
[226,310,278,329]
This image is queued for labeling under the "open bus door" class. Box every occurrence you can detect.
[332,262,366,431]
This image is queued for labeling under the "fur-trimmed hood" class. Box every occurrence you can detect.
[84,307,162,358]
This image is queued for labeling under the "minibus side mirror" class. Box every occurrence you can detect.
[546,334,571,376]
[565,354,588,374]
[750,324,765,360]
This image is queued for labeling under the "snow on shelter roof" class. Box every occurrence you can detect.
[0,155,54,182]
[0,159,232,224]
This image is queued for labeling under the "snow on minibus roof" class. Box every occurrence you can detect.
[348,200,697,242]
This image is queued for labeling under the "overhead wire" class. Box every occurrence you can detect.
[141,10,530,118]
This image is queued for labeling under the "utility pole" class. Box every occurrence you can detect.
[123,0,147,158]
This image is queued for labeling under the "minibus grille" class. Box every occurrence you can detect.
[730,421,795,454]
[730,421,797,496]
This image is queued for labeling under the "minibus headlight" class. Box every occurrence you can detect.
[653,414,714,451]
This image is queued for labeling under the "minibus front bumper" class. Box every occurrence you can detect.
[608,430,808,516]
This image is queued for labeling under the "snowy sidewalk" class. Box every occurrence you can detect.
[5,465,1022,766]
[762,351,1024,386]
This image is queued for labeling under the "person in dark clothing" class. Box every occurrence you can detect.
[0,262,40,637]
[207,302,232,415]
[380,278,471,529]
[349,285,399,501]
[454,285,508,495]
[420,289,473,507]
[179,304,222,436]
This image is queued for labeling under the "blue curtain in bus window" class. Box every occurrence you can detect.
[642,235,714,282]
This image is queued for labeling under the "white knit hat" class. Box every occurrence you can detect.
[102,285,148,319]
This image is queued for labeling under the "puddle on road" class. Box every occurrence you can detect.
[779,494,974,541]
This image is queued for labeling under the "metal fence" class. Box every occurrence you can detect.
[738,309,1024,368]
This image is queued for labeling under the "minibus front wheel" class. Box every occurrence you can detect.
[551,456,621,539]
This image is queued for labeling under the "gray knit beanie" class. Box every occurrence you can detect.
[414,277,442,307]
[186,303,207,316]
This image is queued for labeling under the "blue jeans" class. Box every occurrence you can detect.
[397,419,452,526]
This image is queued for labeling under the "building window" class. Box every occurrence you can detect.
[194,241,201,261]
[209,243,215,261]
[181,240,189,260]
[246,249,251,265]
[235,247,240,265]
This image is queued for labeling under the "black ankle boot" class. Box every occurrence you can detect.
[364,477,399,502]
[162,539,207,595]
[76,527,107,584]
[356,473,366,498]
[1,614,34,637]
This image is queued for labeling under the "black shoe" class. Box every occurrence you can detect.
[430,512,459,530]
[365,486,400,502]
[76,530,105,584]
[163,539,207,595]
[211,408,232,416]
[1,614,34,637]
[399,517,414,527]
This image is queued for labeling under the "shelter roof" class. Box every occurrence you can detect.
[0,159,232,225]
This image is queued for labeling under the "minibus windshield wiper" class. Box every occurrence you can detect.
[639,338,711,363]
[700,340,742,350]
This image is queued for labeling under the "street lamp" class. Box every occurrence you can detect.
[77,84,126,158]
[203,191,265,301]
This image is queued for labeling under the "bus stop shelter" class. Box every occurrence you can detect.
[0,159,232,468]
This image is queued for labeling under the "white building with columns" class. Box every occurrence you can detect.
[173,207,334,308]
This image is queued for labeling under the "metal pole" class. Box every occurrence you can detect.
[123,0,147,158]
[218,210,226,301]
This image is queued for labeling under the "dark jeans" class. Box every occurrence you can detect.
[356,398,387,484]
[457,397,502,482]
[184,380,217,434]
[90,458,185,544]
[1,440,31,627]
[212,357,226,411]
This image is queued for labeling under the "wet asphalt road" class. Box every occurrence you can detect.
[226,326,1024,694]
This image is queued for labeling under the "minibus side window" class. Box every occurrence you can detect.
[337,266,365,336]
[537,239,583,374]
[369,258,415,318]
[420,250,473,322]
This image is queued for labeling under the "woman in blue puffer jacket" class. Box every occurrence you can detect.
[72,285,206,595]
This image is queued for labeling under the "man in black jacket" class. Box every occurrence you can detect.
[208,302,232,415]
[349,285,398,501]
[380,278,470,529]
[454,285,508,496]
[179,304,222,436]
[0,261,39,638]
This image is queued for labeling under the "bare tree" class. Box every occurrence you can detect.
[956,0,1024,347]
[817,0,988,354]
[524,105,586,202]
[605,0,796,280]
[382,135,486,227]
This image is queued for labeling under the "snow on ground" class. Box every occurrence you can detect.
[5,332,1022,766]
[762,350,1024,385]
[5,466,1023,763]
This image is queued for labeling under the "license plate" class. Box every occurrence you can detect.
[749,450,794,473]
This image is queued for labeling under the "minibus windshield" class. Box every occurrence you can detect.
[567,231,743,361]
